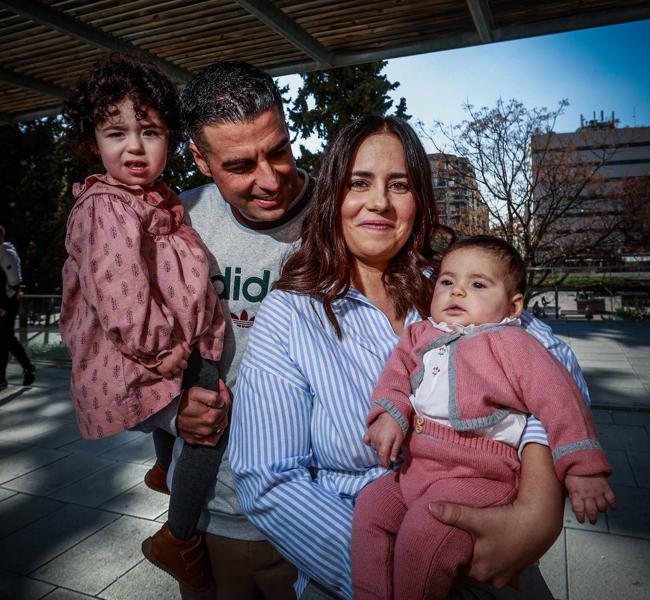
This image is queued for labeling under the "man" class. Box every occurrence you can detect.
[154,61,313,600]
[0,224,36,390]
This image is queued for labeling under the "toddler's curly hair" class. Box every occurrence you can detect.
[63,52,182,156]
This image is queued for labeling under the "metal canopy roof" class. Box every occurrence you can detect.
[1,0,649,124]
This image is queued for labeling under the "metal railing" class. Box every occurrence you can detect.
[16,294,70,365]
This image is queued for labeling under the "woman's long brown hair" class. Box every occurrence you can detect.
[275,115,453,337]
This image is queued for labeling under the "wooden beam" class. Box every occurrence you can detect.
[466,0,494,43]
[234,0,334,67]
[0,105,62,124]
[0,0,193,83]
[0,67,70,98]
[268,4,650,75]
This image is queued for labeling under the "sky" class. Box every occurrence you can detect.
[279,19,650,155]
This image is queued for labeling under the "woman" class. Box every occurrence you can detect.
[230,116,585,599]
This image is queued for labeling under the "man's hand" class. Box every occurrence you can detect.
[363,412,404,468]
[428,443,564,590]
[156,341,191,379]
[176,379,231,446]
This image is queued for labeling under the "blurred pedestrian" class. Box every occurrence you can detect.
[0,224,36,389]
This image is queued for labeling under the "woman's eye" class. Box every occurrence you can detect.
[390,181,410,192]
[349,179,367,189]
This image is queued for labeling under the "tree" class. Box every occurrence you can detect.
[287,61,409,172]
[620,175,650,253]
[420,99,619,296]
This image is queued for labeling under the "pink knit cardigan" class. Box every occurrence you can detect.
[367,320,611,482]
[61,175,224,439]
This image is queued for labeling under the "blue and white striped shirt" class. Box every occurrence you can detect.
[230,289,590,600]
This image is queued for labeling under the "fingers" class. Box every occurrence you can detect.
[187,385,220,409]
[390,437,401,464]
[376,440,391,468]
[605,488,617,511]
[428,502,473,532]
[363,432,371,446]
[215,379,232,409]
[584,497,599,524]
[570,496,586,524]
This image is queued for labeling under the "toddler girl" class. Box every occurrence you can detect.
[352,235,616,600]
[61,53,225,591]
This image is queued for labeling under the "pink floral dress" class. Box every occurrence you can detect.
[61,174,224,439]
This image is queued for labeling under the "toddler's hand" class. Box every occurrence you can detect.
[156,341,191,379]
[565,474,617,524]
[363,412,404,468]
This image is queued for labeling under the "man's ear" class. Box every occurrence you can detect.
[188,143,212,178]
[510,293,525,319]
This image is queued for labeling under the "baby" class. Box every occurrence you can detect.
[351,235,616,600]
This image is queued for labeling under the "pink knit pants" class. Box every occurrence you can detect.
[352,416,521,600]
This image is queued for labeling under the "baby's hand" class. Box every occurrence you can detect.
[565,474,617,524]
[363,412,404,468]
[156,341,191,379]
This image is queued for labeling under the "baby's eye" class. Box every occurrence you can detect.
[438,278,453,286]
[472,281,487,289]
[107,131,123,138]
[143,129,160,137]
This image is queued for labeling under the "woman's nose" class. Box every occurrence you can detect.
[367,185,389,211]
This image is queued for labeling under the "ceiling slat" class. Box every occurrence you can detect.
[0,0,193,82]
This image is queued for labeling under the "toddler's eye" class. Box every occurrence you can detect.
[143,129,159,137]
[472,281,487,289]
[439,278,453,286]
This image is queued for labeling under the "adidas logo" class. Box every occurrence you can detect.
[231,310,256,328]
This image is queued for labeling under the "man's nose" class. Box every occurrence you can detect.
[255,161,280,193]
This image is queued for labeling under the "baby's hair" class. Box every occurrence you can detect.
[443,235,527,296]
[63,52,182,157]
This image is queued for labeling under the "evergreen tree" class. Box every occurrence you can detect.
[287,61,409,172]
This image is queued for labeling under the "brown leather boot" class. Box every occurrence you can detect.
[142,522,212,591]
[144,462,170,495]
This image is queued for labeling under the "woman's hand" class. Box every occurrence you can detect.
[363,413,404,468]
[176,379,231,446]
[428,443,564,589]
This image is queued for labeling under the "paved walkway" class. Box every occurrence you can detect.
[0,320,649,600]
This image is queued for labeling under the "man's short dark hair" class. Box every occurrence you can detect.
[444,235,527,296]
[180,61,284,152]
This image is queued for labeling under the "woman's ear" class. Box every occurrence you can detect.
[510,293,525,319]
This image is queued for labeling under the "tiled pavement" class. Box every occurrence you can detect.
[0,320,649,600]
